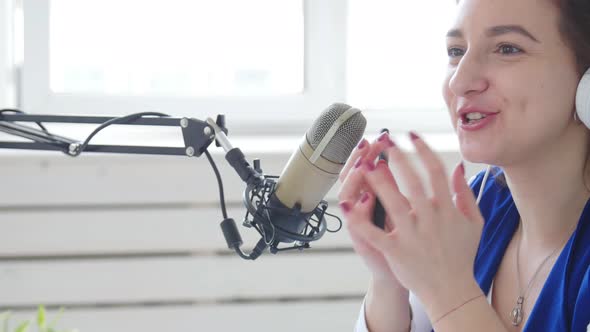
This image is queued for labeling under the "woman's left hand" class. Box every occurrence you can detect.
[340,132,485,318]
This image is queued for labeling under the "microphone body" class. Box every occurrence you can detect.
[264,103,366,243]
[273,137,342,213]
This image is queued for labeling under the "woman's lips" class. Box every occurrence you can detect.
[458,112,499,131]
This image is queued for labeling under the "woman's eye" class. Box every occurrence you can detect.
[447,47,465,58]
[497,44,523,55]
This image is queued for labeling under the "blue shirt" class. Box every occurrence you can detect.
[469,167,590,332]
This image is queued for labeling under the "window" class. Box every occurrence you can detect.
[15,1,456,136]
[347,0,456,133]
[50,0,303,97]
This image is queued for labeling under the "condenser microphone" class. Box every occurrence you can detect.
[266,103,367,243]
[218,103,366,259]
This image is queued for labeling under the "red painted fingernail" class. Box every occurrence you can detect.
[339,201,351,213]
[357,140,367,150]
[409,131,420,141]
[360,192,370,203]
[364,161,376,171]
[354,157,364,169]
[377,132,389,142]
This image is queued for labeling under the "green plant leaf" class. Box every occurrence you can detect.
[47,308,64,329]
[37,306,46,329]
[14,320,30,332]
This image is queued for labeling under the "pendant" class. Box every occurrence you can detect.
[510,296,524,326]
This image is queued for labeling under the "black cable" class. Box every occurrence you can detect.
[69,112,169,156]
[205,149,228,220]
[324,211,343,233]
[234,238,267,260]
[0,109,48,132]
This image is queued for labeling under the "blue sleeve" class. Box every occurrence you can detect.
[571,266,590,331]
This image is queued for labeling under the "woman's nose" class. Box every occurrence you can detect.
[448,53,489,97]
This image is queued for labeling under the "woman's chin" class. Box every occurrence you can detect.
[459,146,496,165]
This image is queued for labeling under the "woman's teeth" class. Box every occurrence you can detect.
[465,112,487,123]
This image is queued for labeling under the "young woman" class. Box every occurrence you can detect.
[338,0,590,331]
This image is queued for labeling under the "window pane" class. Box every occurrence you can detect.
[50,0,303,97]
[347,1,456,110]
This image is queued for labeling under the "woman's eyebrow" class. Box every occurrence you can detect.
[446,25,540,43]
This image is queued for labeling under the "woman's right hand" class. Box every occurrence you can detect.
[338,134,407,286]
[340,135,412,332]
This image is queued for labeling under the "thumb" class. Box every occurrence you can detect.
[451,162,482,223]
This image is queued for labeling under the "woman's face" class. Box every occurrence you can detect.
[442,0,581,166]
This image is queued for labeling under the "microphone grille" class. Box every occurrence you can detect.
[307,103,367,164]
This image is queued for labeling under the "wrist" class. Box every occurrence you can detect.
[419,277,482,321]
[371,276,408,295]
[365,278,411,332]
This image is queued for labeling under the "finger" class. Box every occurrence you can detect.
[351,191,377,223]
[342,132,396,183]
[451,161,483,224]
[346,192,390,256]
[346,208,395,253]
[349,230,384,260]
[366,132,396,162]
[409,131,454,210]
[340,139,370,182]
[338,156,368,202]
[383,137,430,215]
[384,215,395,232]
[361,159,413,231]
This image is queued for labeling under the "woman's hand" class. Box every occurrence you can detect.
[338,134,407,285]
[340,132,484,316]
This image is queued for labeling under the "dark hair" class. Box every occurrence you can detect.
[557,0,590,192]
[556,0,590,74]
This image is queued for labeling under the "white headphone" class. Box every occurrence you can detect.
[576,67,590,129]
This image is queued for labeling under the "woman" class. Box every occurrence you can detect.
[338,0,590,331]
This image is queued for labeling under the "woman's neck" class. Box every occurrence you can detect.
[503,125,590,251]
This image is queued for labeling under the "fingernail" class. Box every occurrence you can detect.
[357,140,367,150]
[409,131,420,141]
[377,132,389,142]
[360,192,370,203]
[364,161,376,171]
[339,201,351,213]
[354,157,364,169]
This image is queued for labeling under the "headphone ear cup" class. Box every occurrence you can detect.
[576,68,590,129]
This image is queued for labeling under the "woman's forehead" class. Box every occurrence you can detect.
[449,0,560,39]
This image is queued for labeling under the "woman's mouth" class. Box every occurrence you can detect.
[459,112,498,131]
[463,112,487,124]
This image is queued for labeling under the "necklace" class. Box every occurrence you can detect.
[509,220,576,326]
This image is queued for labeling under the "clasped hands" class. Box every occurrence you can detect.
[338,131,485,317]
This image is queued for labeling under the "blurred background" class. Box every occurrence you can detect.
[0,0,484,331]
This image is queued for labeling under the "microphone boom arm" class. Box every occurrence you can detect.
[0,112,218,157]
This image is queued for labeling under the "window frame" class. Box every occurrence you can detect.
[0,0,16,108]
[20,0,453,137]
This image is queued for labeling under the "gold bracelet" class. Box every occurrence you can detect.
[433,293,485,325]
